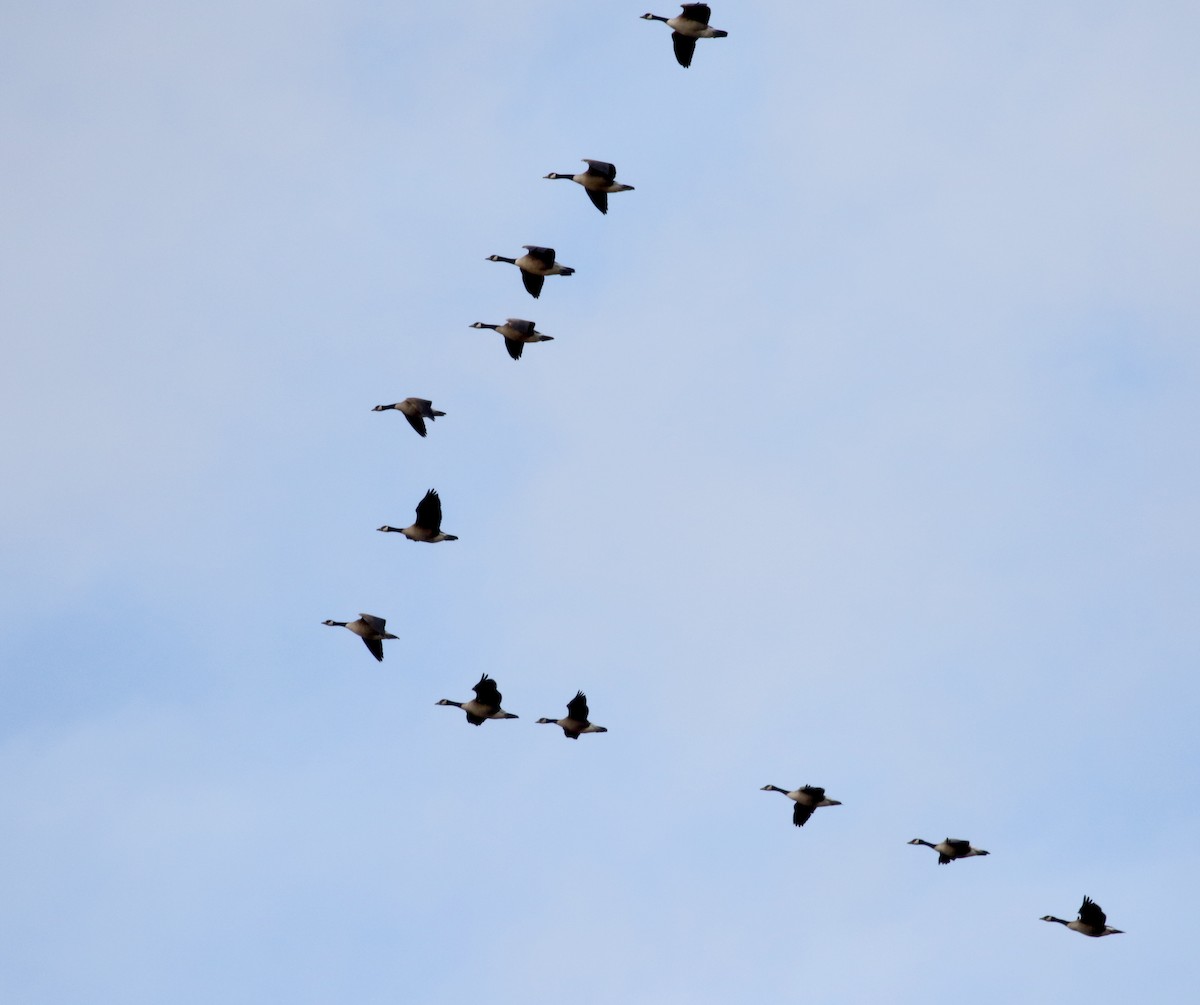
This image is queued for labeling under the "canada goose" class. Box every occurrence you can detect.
[321,613,397,662]
[378,488,458,542]
[1041,897,1124,937]
[536,691,608,739]
[543,160,635,215]
[641,4,728,68]
[437,674,519,725]
[760,784,842,828]
[371,398,445,437]
[908,838,991,865]
[469,319,553,361]
[487,246,575,299]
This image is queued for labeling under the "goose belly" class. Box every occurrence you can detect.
[575,175,609,191]
[669,17,720,37]
[516,256,553,275]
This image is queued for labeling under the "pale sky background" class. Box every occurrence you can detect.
[2,2,1199,1002]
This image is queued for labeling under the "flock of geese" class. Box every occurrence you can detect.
[322,5,1124,943]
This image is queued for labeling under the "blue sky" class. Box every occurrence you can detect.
[2,2,1199,1002]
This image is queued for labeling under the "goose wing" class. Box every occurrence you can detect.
[671,31,697,67]
[521,270,545,298]
[400,398,437,436]
[504,337,524,360]
[944,838,971,855]
[801,786,826,801]
[414,489,444,532]
[680,3,713,24]
[585,188,609,214]
[522,245,556,267]
[402,410,428,436]
[358,613,388,634]
[505,318,536,337]
[582,159,617,183]
[362,637,384,662]
[792,802,815,827]
[1078,897,1107,928]
[566,690,590,721]
[473,674,502,706]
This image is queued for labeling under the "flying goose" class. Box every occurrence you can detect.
[469,319,553,361]
[437,674,519,725]
[641,4,728,68]
[378,488,458,542]
[543,160,635,215]
[487,246,575,299]
[536,691,608,739]
[908,838,991,865]
[760,784,842,828]
[321,613,398,662]
[371,398,445,437]
[1041,896,1124,937]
